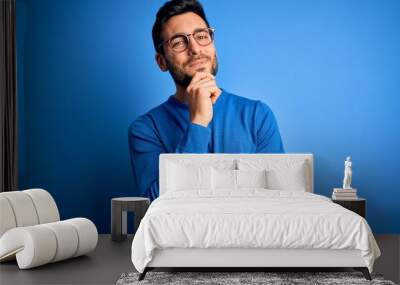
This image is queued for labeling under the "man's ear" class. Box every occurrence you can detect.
[155,53,168,72]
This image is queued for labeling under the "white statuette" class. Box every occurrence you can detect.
[342,156,352,189]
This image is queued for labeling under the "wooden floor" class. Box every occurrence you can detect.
[0,234,399,285]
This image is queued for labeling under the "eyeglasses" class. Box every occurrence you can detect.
[158,27,215,53]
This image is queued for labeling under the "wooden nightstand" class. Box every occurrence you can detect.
[332,198,366,218]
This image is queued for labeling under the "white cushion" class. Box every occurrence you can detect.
[167,162,212,191]
[65,218,98,257]
[237,159,309,191]
[0,191,39,227]
[237,169,268,188]
[212,168,236,190]
[0,189,97,269]
[0,196,17,237]
[0,218,97,269]
[23,189,60,223]
[42,221,79,262]
[0,189,60,238]
[211,169,268,190]
[0,225,57,268]
[266,167,307,191]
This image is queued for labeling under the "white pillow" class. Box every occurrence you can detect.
[212,168,236,190]
[167,158,236,170]
[167,162,212,191]
[236,169,268,188]
[211,168,268,190]
[266,167,307,191]
[237,159,309,191]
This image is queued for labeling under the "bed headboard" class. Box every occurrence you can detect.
[159,153,314,195]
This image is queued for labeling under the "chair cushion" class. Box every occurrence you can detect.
[24,189,60,224]
[0,196,17,237]
[0,191,40,228]
[0,189,60,238]
[0,218,97,269]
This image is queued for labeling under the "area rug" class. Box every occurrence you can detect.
[116,271,396,285]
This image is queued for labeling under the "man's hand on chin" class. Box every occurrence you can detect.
[186,71,221,127]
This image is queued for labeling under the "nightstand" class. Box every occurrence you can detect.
[332,198,366,218]
[111,197,150,241]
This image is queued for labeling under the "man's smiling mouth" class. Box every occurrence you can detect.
[187,58,208,67]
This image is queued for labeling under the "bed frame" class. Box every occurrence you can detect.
[138,154,371,280]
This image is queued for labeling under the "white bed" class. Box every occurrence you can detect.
[131,154,380,280]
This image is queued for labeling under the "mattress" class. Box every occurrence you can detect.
[131,189,380,273]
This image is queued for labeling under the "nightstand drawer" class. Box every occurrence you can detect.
[332,198,366,218]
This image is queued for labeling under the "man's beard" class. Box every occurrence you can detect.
[165,54,219,88]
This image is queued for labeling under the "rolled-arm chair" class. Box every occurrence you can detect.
[0,189,98,269]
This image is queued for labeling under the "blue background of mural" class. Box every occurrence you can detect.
[16,0,400,233]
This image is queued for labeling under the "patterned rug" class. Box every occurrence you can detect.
[116,271,396,285]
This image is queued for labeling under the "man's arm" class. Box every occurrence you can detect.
[129,72,220,200]
[129,115,211,201]
[175,71,223,152]
[129,115,163,201]
[174,122,210,153]
[255,101,284,153]
[175,72,220,152]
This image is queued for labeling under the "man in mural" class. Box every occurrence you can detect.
[129,0,284,201]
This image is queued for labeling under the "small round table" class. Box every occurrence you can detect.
[111,197,150,242]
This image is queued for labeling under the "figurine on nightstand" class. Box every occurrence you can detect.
[343,156,352,189]
[332,156,358,200]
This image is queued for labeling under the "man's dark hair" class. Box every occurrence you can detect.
[152,0,210,54]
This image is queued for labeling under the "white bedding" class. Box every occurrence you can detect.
[131,190,380,273]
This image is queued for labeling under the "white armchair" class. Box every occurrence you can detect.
[0,188,98,269]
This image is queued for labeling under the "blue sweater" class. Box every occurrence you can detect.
[128,89,284,201]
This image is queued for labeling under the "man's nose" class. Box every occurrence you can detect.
[187,35,201,55]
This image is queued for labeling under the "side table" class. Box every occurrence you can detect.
[111,197,150,241]
[332,197,366,218]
